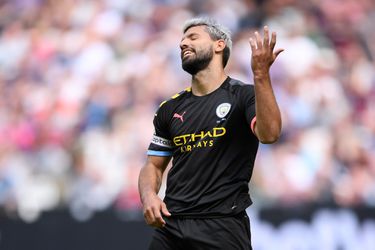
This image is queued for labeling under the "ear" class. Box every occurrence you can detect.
[214,39,226,53]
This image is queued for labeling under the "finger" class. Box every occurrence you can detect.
[270,31,277,51]
[255,31,262,49]
[152,206,166,227]
[263,26,269,48]
[161,203,171,217]
[249,38,256,52]
[144,208,155,225]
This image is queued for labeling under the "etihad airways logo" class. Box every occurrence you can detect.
[173,127,226,153]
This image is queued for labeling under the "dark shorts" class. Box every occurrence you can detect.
[149,211,252,250]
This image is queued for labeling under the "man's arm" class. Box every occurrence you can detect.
[249,26,283,144]
[138,155,171,228]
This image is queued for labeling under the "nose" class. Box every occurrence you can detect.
[180,39,188,50]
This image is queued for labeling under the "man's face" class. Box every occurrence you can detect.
[180,25,214,75]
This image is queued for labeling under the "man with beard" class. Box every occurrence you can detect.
[138,17,283,250]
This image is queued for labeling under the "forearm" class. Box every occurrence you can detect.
[254,72,282,143]
[138,162,164,204]
[138,156,171,227]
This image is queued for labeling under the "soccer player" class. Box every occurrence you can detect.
[138,17,283,249]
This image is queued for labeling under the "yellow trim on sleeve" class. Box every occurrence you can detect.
[158,86,190,108]
[159,100,167,107]
[171,93,180,99]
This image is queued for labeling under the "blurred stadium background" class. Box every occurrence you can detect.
[0,0,374,249]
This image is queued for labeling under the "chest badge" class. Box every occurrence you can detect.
[216,103,231,118]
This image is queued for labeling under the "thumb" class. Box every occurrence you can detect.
[274,48,284,59]
[161,202,171,217]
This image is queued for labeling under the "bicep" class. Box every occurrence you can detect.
[146,155,172,174]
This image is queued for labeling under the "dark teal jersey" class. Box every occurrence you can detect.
[147,77,259,217]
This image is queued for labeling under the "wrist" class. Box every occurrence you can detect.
[252,70,270,79]
[253,72,271,82]
[141,190,158,202]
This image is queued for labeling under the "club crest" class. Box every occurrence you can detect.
[216,103,231,118]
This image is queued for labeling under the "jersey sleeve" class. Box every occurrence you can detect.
[147,104,174,157]
[240,85,257,135]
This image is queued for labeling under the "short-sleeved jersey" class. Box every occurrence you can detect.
[147,77,259,218]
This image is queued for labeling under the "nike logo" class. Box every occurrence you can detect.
[173,111,186,122]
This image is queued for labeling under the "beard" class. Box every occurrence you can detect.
[181,46,213,75]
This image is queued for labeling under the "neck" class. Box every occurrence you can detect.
[191,67,227,96]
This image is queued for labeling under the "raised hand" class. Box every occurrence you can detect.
[249,26,284,77]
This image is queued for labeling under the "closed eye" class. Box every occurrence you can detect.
[190,34,199,40]
[181,33,200,42]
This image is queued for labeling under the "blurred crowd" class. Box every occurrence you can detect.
[0,0,374,222]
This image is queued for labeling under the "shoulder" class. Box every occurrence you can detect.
[223,77,255,95]
[156,87,191,113]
